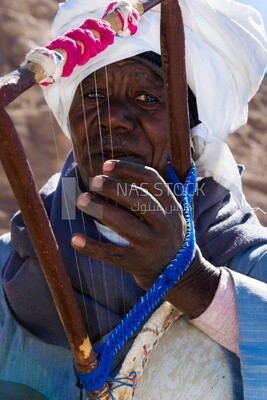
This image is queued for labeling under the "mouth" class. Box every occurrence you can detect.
[92,149,144,163]
[105,150,129,158]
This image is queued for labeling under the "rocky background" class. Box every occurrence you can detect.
[0,0,266,235]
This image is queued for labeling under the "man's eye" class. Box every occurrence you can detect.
[135,94,157,103]
[87,91,105,99]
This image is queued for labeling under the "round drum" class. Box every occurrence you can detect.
[133,317,233,400]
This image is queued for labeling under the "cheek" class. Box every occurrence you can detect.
[71,137,89,181]
[69,109,94,177]
[145,113,169,174]
[153,135,169,176]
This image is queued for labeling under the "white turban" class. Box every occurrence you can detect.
[43,0,267,209]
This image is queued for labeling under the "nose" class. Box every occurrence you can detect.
[99,97,136,134]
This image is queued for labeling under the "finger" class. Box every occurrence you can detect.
[88,176,171,228]
[76,192,153,245]
[102,160,179,209]
[71,234,130,268]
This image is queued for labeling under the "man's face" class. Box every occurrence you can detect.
[69,58,169,188]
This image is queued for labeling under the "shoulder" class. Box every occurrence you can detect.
[228,243,267,283]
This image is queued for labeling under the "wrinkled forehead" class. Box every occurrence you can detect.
[74,57,164,105]
[84,52,163,81]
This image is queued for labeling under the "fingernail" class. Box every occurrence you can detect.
[90,176,105,190]
[71,236,86,248]
[77,193,91,208]
[103,160,116,172]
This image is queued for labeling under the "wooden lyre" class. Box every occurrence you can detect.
[0,0,196,398]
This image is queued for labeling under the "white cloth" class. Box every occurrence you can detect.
[94,220,129,246]
[43,0,267,208]
[192,267,239,356]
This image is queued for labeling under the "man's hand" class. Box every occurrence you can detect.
[71,159,186,290]
[71,159,220,317]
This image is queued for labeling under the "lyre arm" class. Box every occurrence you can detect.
[160,0,191,182]
[0,0,162,108]
[0,105,106,386]
[0,106,114,398]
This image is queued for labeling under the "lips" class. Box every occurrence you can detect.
[104,151,125,158]
[92,148,137,158]
[90,149,146,167]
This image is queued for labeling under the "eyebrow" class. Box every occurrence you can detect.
[82,67,163,88]
[83,69,106,83]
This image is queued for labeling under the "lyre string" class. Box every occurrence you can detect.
[104,66,114,160]
[93,64,130,327]
[47,82,106,338]
[80,83,94,177]
[104,65,120,315]
[94,71,105,168]
[48,64,127,343]
[104,65,127,316]
[78,82,106,335]
[48,99,97,334]
[62,83,108,338]
[77,63,136,331]
[92,69,113,334]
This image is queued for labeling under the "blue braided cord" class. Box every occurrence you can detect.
[107,376,134,390]
[87,377,133,400]
[80,162,197,392]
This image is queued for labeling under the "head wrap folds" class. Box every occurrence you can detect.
[43,0,267,208]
